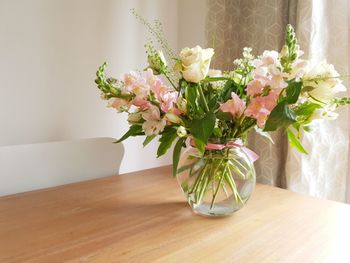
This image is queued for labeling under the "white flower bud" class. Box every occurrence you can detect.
[177,126,187,138]
[164,112,183,125]
[158,50,167,67]
[280,45,289,58]
[127,112,142,124]
[177,98,187,114]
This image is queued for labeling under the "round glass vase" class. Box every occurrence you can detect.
[177,139,256,217]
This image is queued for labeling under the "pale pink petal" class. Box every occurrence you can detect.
[246,79,266,96]
[133,98,151,110]
[220,92,246,118]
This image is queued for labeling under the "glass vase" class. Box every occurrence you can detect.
[176,139,256,217]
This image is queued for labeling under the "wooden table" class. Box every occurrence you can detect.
[1,166,350,263]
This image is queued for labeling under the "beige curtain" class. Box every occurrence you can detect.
[206,0,350,202]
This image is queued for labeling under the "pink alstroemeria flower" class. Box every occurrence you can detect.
[123,71,149,99]
[244,91,279,128]
[246,78,267,97]
[220,92,246,118]
[160,91,180,114]
[107,97,129,112]
[142,105,166,136]
[132,98,151,111]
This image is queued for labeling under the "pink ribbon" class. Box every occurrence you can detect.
[191,139,259,163]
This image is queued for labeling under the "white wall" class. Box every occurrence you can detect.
[178,0,207,48]
[0,0,206,174]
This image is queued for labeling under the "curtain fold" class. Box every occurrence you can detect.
[206,0,350,202]
[285,0,350,202]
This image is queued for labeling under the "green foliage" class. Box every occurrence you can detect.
[238,117,256,135]
[333,97,350,107]
[285,80,302,104]
[293,101,321,126]
[216,111,232,121]
[131,8,177,63]
[189,111,216,152]
[116,125,143,143]
[264,79,302,132]
[264,101,297,132]
[212,127,223,138]
[143,135,156,147]
[193,138,206,155]
[280,24,299,73]
[287,128,308,154]
[172,138,186,177]
[157,127,178,157]
[185,82,205,119]
[95,63,133,100]
[222,79,239,101]
[145,44,166,75]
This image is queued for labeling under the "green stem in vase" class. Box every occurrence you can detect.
[186,149,246,210]
[198,174,209,203]
[189,159,210,201]
[222,183,229,197]
[228,160,247,180]
[210,162,226,209]
[223,166,244,204]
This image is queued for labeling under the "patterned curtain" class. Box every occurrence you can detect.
[285,0,350,202]
[206,0,350,202]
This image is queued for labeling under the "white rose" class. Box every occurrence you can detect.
[179,45,214,83]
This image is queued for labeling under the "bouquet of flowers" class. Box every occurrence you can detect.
[95,16,349,215]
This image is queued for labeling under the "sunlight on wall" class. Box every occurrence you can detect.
[0,0,182,173]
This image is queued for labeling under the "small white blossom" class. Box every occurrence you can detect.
[177,126,187,137]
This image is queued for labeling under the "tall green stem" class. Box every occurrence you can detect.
[198,84,210,112]
[210,162,226,209]
[162,71,178,91]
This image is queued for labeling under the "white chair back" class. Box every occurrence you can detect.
[0,137,124,196]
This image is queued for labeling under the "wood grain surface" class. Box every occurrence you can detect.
[1,165,350,263]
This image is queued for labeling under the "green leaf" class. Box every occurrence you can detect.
[189,111,216,147]
[213,127,222,137]
[185,84,201,118]
[222,79,238,100]
[302,125,312,132]
[287,128,308,154]
[264,101,296,132]
[143,135,156,147]
[285,80,302,104]
[172,138,185,177]
[294,102,321,116]
[115,124,143,143]
[177,163,194,174]
[194,138,205,154]
[333,96,350,107]
[216,111,232,121]
[157,127,178,157]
